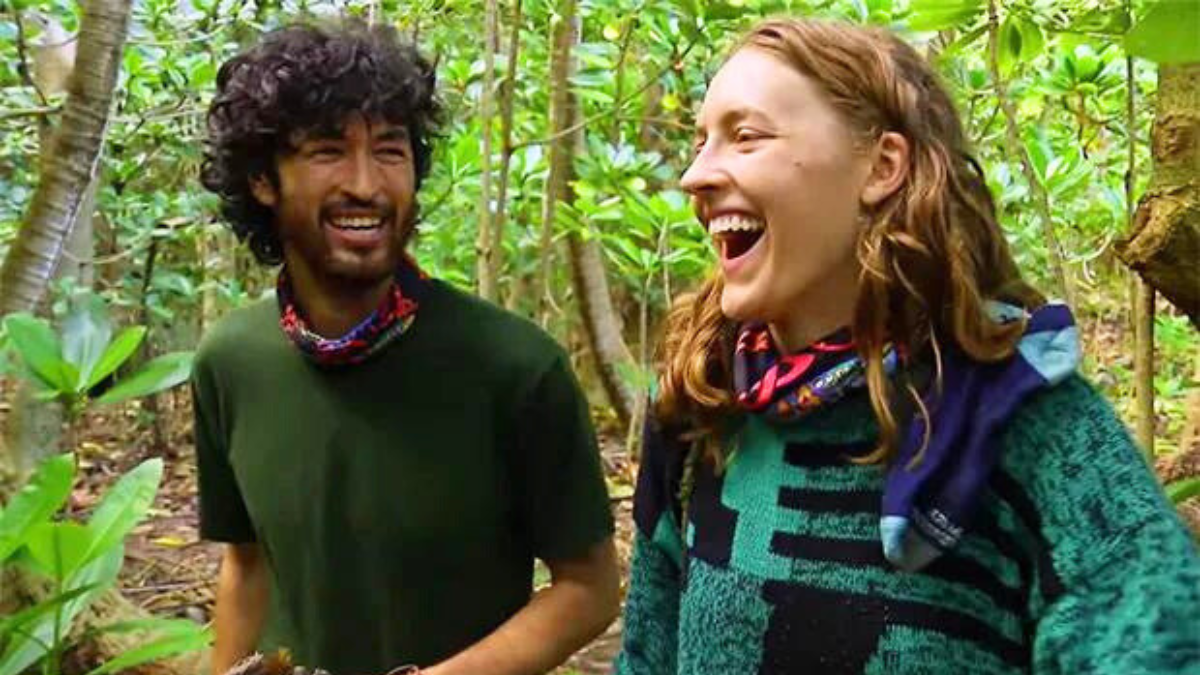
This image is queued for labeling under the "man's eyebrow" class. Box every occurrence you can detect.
[295,126,346,144]
[375,126,410,142]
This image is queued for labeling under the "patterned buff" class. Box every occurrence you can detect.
[276,256,428,367]
[733,323,898,422]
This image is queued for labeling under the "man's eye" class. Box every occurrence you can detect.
[377,147,409,162]
[308,147,342,159]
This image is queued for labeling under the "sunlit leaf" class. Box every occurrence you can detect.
[1125,0,1200,64]
[0,454,74,563]
[3,313,72,393]
[907,0,984,31]
[93,351,193,405]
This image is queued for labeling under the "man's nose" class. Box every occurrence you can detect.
[343,150,384,201]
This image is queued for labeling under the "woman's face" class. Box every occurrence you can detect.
[681,47,873,334]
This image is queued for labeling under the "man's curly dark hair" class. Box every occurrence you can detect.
[200,21,440,265]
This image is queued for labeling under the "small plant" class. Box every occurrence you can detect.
[2,292,193,422]
[0,454,210,675]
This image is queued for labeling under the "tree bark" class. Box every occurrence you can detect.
[534,4,577,326]
[1126,55,1155,457]
[474,0,499,301]
[1118,63,1200,327]
[535,0,637,425]
[1133,280,1156,456]
[491,0,522,306]
[3,10,99,480]
[567,235,638,425]
[0,0,130,315]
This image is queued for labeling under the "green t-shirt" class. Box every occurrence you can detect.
[192,280,615,673]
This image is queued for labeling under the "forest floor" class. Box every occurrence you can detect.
[51,308,1198,675]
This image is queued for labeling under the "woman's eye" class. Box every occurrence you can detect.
[734,129,763,143]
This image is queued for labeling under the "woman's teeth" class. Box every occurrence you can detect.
[708,214,765,235]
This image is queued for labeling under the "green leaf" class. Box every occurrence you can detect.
[907,0,983,31]
[1125,0,1200,64]
[0,548,121,675]
[80,458,163,568]
[86,326,147,390]
[0,454,74,563]
[1016,17,1044,62]
[83,622,210,675]
[22,522,93,579]
[1166,476,1200,505]
[93,351,193,405]
[61,293,113,390]
[2,313,72,393]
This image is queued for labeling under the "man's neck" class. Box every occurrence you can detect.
[286,265,393,338]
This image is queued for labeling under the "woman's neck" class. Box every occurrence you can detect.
[767,269,859,353]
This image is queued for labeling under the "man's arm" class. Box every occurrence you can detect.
[211,543,271,675]
[423,537,621,675]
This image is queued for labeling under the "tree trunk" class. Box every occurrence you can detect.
[535,0,636,425]
[3,10,99,480]
[1133,280,1156,456]
[1125,55,1155,458]
[474,0,499,301]
[1118,63,1200,327]
[491,0,522,306]
[567,236,637,425]
[534,3,577,326]
[0,0,129,315]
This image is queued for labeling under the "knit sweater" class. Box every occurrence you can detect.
[614,376,1200,674]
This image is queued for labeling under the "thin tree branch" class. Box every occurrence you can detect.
[512,37,698,152]
[12,9,51,106]
[0,106,62,122]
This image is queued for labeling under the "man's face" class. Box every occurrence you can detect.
[252,115,417,288]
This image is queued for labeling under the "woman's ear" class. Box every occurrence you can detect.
[860,131,910,206]
[249,175,278,208]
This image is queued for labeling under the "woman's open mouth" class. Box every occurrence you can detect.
[709,214,766,261]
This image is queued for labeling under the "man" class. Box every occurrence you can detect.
[194,21,619,675]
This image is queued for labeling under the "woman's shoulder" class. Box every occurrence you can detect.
[997,373,1142,487]
[994,374,1187,573]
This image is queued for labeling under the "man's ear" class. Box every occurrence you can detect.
[249,174,278,208]
[860,131,910,206]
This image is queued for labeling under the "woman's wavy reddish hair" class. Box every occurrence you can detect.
[657,18,1043,465]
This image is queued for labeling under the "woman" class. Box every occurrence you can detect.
[614,18,1199,675]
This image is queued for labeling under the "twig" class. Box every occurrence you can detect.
[12,9,51,106]
[0,105,62,122]
[511,37,698,153]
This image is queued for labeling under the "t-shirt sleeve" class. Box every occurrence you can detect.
[513,352,615,561]
[192,351,257,544]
